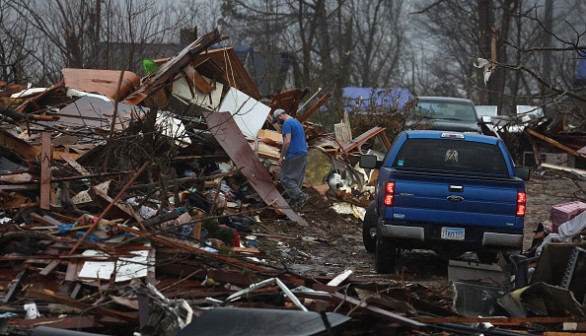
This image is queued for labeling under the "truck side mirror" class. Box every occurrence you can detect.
[359,155,380,169]
[515,167,531,181]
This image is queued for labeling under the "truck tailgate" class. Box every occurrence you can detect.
[383,171,523,231]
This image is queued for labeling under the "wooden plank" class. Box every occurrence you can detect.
[40,132,52,210]
[61,154,91,176]
[70,283,82,299]
[30,213,61,227]
[298,91,331,124]
[52,151,80,161]
[65,261,81,282]
[39,259,61,276]
[340,126,386,156]
[89,186,137,221]
[331,291,426,328]
[115,225,273,273]
[257,129,283,143]
[69,162,149,255]
[0,129,40,160]
[27,288,137,321]
[528,128,586,159]
[3,269,26,303]
[183,64,213,93]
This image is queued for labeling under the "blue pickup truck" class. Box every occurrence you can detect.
[360,130,530,273]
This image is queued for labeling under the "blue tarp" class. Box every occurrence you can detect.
[342,87,414,113]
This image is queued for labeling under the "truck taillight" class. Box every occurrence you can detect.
[516,191,526,216]
[384,182,395,206]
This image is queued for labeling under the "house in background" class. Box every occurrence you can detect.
[231,46,296,98]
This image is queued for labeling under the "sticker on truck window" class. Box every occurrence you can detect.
[445,149,458,162]
[397,159,404,166]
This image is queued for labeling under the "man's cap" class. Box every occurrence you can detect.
[272,108,286,123]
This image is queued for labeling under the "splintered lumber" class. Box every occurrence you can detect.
[115,225,272,274]
[27,288,137,321]
[69,162,149,255]
[3,269,26,303]
[331,292,426,329]
[298,91,331,124]
[527,128,586,159]
[40,132,52,210]
[40,163,149,276]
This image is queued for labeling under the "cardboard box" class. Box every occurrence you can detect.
[550,201,586,232]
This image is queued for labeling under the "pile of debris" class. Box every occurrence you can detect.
[2,27,586,335]
[0,28,411,336]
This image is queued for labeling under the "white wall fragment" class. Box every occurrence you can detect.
[219,88,271,140]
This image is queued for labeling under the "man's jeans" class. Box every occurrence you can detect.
[280,154,308,202]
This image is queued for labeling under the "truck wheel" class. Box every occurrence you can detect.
[362,202,377,253]
[375,233,396,274]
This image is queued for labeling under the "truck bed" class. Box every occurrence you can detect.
[382,169,523,232]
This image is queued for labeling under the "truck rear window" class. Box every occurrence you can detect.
[393,139,509,175]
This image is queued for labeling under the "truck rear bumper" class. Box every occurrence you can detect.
[379,224,425,241]
[379,222,523,248]
[482,232,523,247]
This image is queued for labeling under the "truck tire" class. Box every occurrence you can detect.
[375,233,396,274]
[362,202,377,253]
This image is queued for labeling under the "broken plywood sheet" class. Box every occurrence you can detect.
[72,180,111,205]
[172,72,224,111]
[257,129,282,144]
[78,249,150,282]
[0,129,40,160]
[61,69,140,101]
[192,46,261,100]
[219,88,271,140]
[49,95,139,131]
[256,142,280,160]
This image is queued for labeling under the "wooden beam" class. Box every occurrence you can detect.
[0,129,40,160]
[527,128,586,159]
[298,92,331,124]
[69,162,149,255]
[115,225,272,273]
[40,132,52,210]
[331,291,426,328]
[3,269,26,303]
[27,288,137,321]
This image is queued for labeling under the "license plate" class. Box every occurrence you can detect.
[441,227,465,240]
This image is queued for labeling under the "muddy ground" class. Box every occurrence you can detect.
[253,168,586,295]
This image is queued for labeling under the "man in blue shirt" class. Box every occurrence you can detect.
[273,108,309,210]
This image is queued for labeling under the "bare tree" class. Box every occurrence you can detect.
[349,0,408,88]
[100,0,181,72]
[412,0,586,118]
[0,0,36,83]
[220,0,411,127]
[3,0,181,84]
